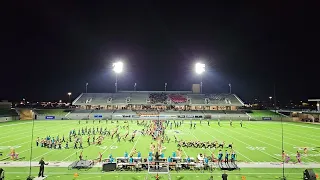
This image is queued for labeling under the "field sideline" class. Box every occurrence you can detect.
[0,120,319,179]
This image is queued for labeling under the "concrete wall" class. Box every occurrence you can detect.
[0,116,19,122]
[36,115,68,120]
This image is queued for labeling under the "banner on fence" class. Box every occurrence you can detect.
[45,116,55,120]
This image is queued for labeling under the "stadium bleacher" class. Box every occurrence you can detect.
[130,93,149,104]
[73,92,244,106]
[0,108,18,117]
[66,91,247,120]
[168,94,187,103]
[149,93,168,104]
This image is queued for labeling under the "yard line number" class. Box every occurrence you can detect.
[99,146,118,150]
[246,146,266,151]
[0,146,21,150]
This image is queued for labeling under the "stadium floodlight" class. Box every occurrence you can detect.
[112,61,124,92]
[113,61,123,74]
[195,63,205,93]
[195,63,205,74]
[68,92,72,103]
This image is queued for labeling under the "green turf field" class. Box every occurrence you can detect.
[3,167,319,180]
[0,120,319,179]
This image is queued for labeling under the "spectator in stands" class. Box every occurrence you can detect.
[168,94,187,103]
[149,93,167,104]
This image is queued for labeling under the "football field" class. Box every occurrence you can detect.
[0,120,319,179]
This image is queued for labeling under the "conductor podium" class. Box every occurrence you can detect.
[145,160,171,180]
[68,160,93,170]
[102,163,117,172]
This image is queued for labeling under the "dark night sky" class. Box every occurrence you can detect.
[1,1,319,103]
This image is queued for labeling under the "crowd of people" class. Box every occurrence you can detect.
[149,93,188,104]
[149,93,168,104]
[168,94,187,103]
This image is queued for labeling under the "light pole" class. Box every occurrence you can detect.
[68,92,72,103]
[269,96,272,108]
[195,63,205,93]
[164,83,167,91]
[112,61,123,93]
[229,83,232,94]
[86,83,88,93]
[134,83,137,91]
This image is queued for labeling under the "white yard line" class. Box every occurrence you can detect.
[173,126,188,157]
[0,124,69,143]
[32,150,55,161]
[283,123,320,130]
[62,149,83,161]
[188,129,213,154]
[223,127,317,163]
[80,175,102,180]
[0,122,32,127]
[2,122,79,158]
[101,141,117,155]
[208,125,276,161]
[0,121,74,143]
[129,134,141,154]
[202,127,254,162]
[0,121,72,137]
[248,123,320,147]
[0,122,61,140]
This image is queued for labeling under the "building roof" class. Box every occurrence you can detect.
[72,92,244,106]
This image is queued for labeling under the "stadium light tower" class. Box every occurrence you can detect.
[269,96,273,107]
[112,61,123,93]
[195,63,205,93]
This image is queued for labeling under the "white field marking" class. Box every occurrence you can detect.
[22,124,86,160]
[248,122,320,140]
[240,125,312,150]
[282,126,320,139]
[15,145,39,155]
[20,122,92,161]
[201,127,254,162]
[0,122,32,128]
[283,129,320,140]
[248,124,320,147]
[0,125,76,158]
[245,122,319,152]
[1,122,78,156]
[225,126,317,163]
[61,149,83,161]
[0,121,77,145]
[129,134,141,155]
[80,176,102,180]
[101,141,118,156]
[0,121,71,137]
[173,130,187,157]
[32,149,55,161]
[283,122,320,130]
[2,172,306,175]
[187,129,213,154]
[208,125,278,161]
[0,122,63,139]
[0,121,74,143]
[0,145,21,150]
